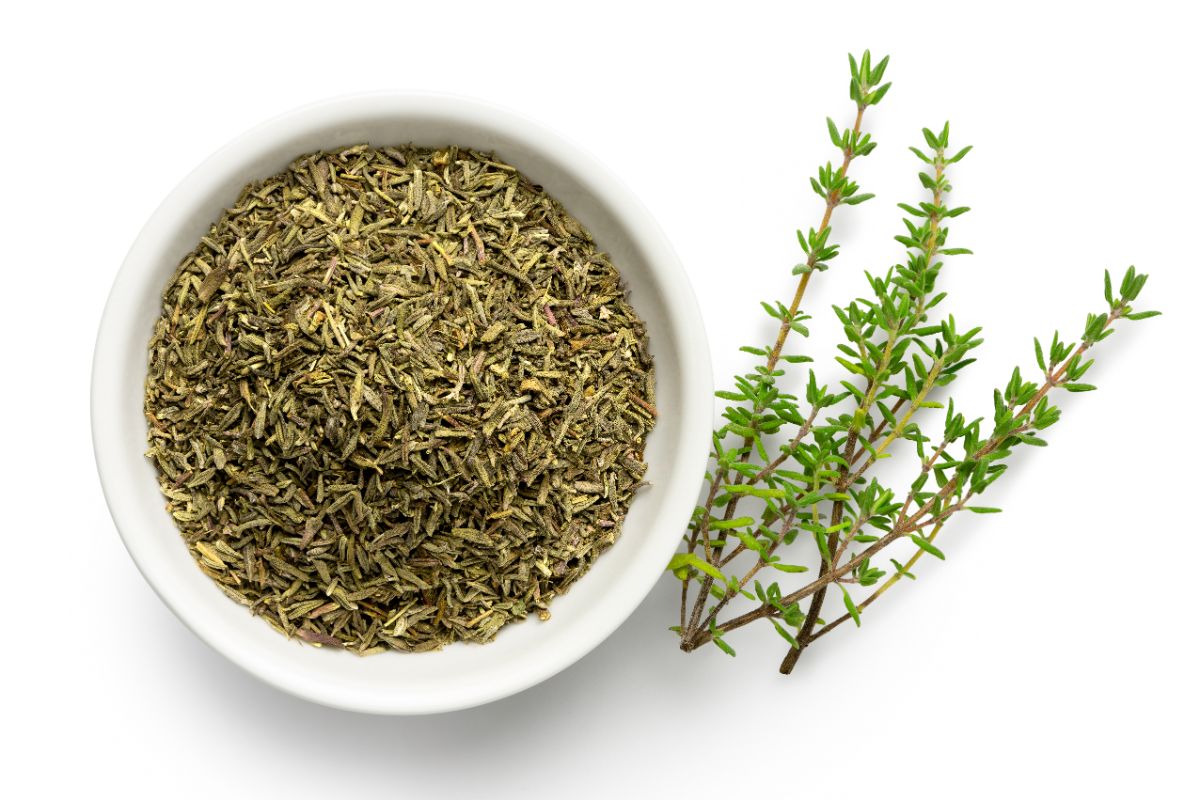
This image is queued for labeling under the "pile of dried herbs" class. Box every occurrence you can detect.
[145,145,655,653]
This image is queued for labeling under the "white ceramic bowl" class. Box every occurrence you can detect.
[92,94,711,714]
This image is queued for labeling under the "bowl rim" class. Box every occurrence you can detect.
[91,91,712,714]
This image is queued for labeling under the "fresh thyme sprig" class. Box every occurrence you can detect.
[670,52,1156,673]
[674,51,890,648]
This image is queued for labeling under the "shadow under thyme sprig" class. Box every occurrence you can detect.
[671,51,1157,672]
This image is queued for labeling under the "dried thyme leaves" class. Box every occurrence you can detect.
[144,145,655,654]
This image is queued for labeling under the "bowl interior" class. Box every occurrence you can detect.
[93,95,710,714]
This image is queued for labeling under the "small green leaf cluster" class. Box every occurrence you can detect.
[849,51,891,107]
[795,227,839,275]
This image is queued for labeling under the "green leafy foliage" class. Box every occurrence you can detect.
[672,51,1155,672]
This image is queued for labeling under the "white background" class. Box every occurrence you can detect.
[3,2,1196,797]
